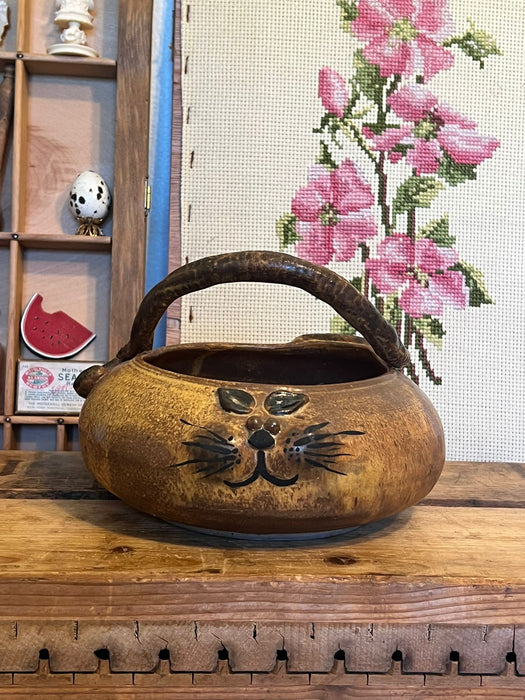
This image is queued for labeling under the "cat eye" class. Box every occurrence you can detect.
[264,391,309,415]
[217,388,255,414]
[217,388,309,416]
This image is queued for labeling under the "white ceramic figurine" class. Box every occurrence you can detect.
[47,0,98,57]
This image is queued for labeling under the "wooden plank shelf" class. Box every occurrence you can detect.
[20,55,117,79]
[0,452,524,695]
[0,232,112,252]
[1,415,79,425]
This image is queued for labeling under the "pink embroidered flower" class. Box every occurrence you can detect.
[319,67,349,118]
[363,84,500,175]
[387,83,438,121]
[436,124,499,165]
[366,234,468,317]
[351,0,455,80]
[291,160,377,265]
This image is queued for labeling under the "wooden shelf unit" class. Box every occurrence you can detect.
[0,0,153,451]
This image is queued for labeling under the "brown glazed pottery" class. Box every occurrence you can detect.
[74,251,445,538]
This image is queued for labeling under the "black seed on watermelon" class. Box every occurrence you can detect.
[21,293,96,359]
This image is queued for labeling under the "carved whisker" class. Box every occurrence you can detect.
[305,422,330,433]
[182,440,236,456]
[306,441,345,449]
[193,433,231,446]
[307,432,334,441]
[294,432,340,445]
[304,457,346,475]
[303,451,352,460]
[293,431,346,446]
[173,455,235,468]
[304,456,340,464]
[199,461,239,478]
[293,434,349,447]
[180,418,231,445]
[293,435,317,446]
[307,429,364,441]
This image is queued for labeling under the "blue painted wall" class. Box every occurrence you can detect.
[145,0,173,347]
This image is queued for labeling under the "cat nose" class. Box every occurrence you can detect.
[248,429,275,450]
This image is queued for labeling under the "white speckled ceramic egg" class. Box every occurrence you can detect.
[69,171,111,224]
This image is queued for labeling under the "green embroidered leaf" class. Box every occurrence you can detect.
[276,213,300,251]
[418,215,456,247]
[350,275,363,292]
[353,49,387,103]
[336,0,358,32]
[438,152,477,186]
[451,261,494,306]
[317,141,338,171]
[330,316,356,335]
[313,113,334,134]
[444,19,502,69]
[393,176,444,215]
[412,316,446,350]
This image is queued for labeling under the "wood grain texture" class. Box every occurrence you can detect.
[0,685,524,698]
[21,57,116,79]
[3,239,23,423]
[2,490,525,587]
[109,0,153,357]
[0,454,523,624]
[422,461,525,508]
[0,452,525,690]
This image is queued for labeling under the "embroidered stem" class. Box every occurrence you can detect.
[340,119,378,165]
[377,152,392,234]
[414,328,442,385]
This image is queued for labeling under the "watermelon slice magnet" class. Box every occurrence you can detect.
[21,293,96,359]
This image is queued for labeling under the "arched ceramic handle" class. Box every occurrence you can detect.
[75,251,410,398]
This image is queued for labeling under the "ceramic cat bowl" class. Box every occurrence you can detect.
[74,251,445,538]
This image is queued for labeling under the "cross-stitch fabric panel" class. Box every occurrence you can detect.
[179,0,525,462]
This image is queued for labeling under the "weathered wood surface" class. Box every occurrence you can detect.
[108,0,153,357]
[2,685,525,698]
[0,620,518,674]
[2,452,522,503]
[0,451,525,692]
[0,453,524,624]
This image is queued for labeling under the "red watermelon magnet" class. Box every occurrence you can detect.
[21,293,96,359]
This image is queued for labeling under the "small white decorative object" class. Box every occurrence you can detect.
[0,1,8,44]
[47,0,98,57]
[69,170,111,237]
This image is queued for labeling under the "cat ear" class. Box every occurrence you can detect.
[217,388,255,414]
[264,391,309,415]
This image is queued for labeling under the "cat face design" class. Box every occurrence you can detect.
[172,388,364,489]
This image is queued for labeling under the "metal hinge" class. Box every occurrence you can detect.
[144,177,151,215]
